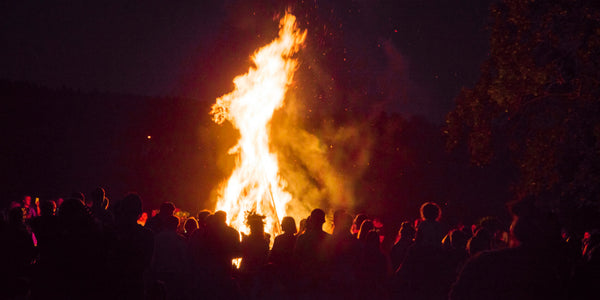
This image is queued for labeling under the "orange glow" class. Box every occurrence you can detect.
[147,135,152,139]
[137,212,148,226]
[210,13,306,240]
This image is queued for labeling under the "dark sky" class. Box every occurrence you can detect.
[1,0,497,122]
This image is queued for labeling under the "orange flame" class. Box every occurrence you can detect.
[210,13,306,240]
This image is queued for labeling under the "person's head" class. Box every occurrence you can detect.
[333,211,353,235]
[298,218,307,234]
[308,209,326,230]
[213,210,227,225]
[508,197,561,247]
[39,200,57,216]
[89,187,106,207]
[184,217,199,235]
[58,197,92,227]
[449,228,468,251]
[399,221,416,241]
[164,215,180,232]
[118,193,143,223]
[281,216,297,234]
[22,196,32,207]
[159,202,176,216]
[478,216,503,234]
[197,210,212,228]
[467,228,492,256]
[420,202,441,221]
[245,212,266,236]
[333,209,346,225]
[358,219,374,240]
[352,213,368,234]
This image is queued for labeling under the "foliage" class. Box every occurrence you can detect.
[446,0,600,217]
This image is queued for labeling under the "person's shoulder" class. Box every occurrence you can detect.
[295,232,308,242]
[134,224,155,239]
[464,247,517,269]
[225,226,240,238]
[190,227,206,239]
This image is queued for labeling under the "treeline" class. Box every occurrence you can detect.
[2,79,514,227]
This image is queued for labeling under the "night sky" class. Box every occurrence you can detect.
[1,0,496,122]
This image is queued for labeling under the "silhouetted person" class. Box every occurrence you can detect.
[187,210,210,258]
[109,193,154,300]
[329,210,360,267]
[357,219,374,241]
[238,212,270,298]
[197,210,211,228]
[297,218,307,236]
[146,202,176,234]
[327,211,362,298]
[392,202,452,300]
[29,200,62,299]
[450,197,568,300]
[204,210,241,274]
[151,215,191,300]
[352,213,368,238]
[53,197,108,299]
[294,209,331,296]
[29,199,61,297]
[30,200,59,252]
[183,217,198,240]
[466,226,492,256]
[444,228,470,271]
[0,206,35,299]
[570,230,600,298]
[87,187,114,229]
[188,213,210,268]
[390,221,415,271]
[22,195,38,220]
[415,202,445,246]
[476,216,508,250]
[187,211,213,298]
[240,212,269,273]
[202,211,241,299]
[357,230,388,299]
[268,216,297,295]
[270,216,297,267]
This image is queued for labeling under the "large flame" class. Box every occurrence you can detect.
[210,13,306,239]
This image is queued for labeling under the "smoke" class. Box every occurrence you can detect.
[270,87,375,220]
[206,5,415,222]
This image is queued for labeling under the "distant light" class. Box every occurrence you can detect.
[147,135,152,139]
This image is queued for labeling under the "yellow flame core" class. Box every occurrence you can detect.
[210,14,306,239]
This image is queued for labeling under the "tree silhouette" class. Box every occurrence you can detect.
[446,0,600,230]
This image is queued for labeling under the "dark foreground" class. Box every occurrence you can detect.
[1,190,598,300]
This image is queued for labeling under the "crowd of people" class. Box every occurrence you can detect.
[0,188,598,299]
